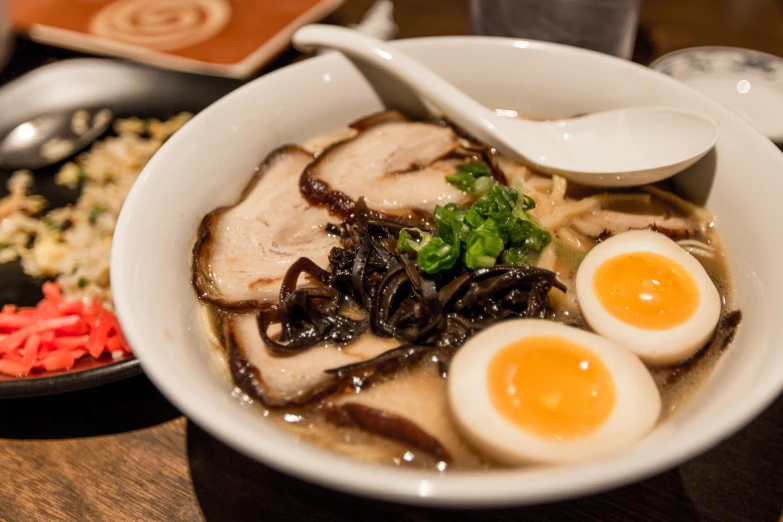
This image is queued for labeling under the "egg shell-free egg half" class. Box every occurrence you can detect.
[447,319,661,466]
[575,230,722,366]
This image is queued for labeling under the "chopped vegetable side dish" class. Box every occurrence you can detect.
[0,282,130,376]
[0,113,192,376]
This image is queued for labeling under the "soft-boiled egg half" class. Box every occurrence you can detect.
[448,319,660,465]
[575,230,721,366]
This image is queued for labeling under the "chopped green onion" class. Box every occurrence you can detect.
[444,161,495,195]
[473,176,497,197]
[400,164,553,274]
[521,223,552,252]
[502,246,536,266]
[444,171,478,193]
[433,204,467,241]
[397,228,432,253]
[78,277,88,289]
[418,236,460,274]
[89,206,104,225]
[464,208,485,228]
[473,185,517,220]
[456,161,491,176]
[43,217,66,232]
[466,253,496,269]
[76,164,87,184]
[465,224,505,270]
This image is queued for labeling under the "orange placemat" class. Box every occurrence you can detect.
[10,0,344,78]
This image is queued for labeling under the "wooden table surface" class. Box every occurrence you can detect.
[2,1,783,521]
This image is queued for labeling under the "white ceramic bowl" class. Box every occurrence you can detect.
[111,37,783,507]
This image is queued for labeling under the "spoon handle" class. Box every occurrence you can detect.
[292,25,505,146]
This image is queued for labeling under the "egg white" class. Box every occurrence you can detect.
[448,319,661,466]
[575,230,721,366]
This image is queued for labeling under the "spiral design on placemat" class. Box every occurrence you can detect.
[89,0,231,52]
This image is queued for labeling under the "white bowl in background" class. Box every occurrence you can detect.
[111,37,783,507]
[650,47,783,143]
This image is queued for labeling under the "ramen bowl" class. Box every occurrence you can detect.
[111,37,783,507]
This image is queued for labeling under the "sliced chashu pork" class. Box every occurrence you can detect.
[300,111,471,217]
[225,314,399,407]
[572,210,699,240]
[324,364,484,467]
[193,146,340,309]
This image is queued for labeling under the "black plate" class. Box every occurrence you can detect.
[0,58,243,398]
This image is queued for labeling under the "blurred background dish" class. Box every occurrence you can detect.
[650,47,783,144]
[0,0,12,73]
[8,0,345,78]
[0,58,241,397]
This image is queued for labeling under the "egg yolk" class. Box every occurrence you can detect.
[593,251,699,330]
[487,335,616,440]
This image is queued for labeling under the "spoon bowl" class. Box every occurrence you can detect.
[0,108,113,171]
[293,25,719,187]
[497,106,720,187]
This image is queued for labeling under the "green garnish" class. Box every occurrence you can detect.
[417,236,460,273]
[0,242,7,250]
[397,228,431,252]
[502,246,536,266]
[88,206,104,224]
[43,217,66,232]
[397,228,459,272]
[445,161,497,196]
[399,170,552,274]
[465,220,504,268]
[76,164,87,184]
[78,277,88,288]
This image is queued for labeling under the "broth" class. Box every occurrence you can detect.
[195,114,739,472]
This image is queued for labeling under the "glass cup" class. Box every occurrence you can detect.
[469,0,643,59]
